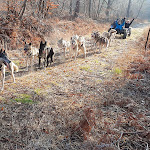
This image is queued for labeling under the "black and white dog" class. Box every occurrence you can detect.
[0,49,18,91]
[39,41,54,68]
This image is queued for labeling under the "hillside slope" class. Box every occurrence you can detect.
[0,22,150,150]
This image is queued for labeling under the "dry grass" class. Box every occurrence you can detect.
[0,21,150,150]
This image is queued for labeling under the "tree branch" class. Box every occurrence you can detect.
[18,0,28,20]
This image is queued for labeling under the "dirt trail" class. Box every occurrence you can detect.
[0,27,143,98]
[0,26,149,150]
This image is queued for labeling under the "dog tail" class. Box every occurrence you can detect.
[14,64,19,72]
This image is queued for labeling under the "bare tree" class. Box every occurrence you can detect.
[89,0,92,18]
[105,0,115,21]
[126,0,131,18]
[105,0,111,20]
[145,28,150,50]
[69,0,73,15]
[38,0,43,17]
[18,0,28,20]
[74,0,80,18]
[97,0,105,18]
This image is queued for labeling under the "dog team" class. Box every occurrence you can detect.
[0,29,117,91]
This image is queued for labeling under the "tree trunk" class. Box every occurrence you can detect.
[97,0,105,18]
[105,0,111,21]
[97,0,101,16]
[105,0,115,21]
[6,1,10,19]
[38,0,42,17]
[126,0,131,18]
[60,0,65,14]
[41,0,45,18]
[69,0,73,15]
[84,0,88,17]
[92,0,97,19]
[74,0,80,18]
[145,29,150,50]
[89,0,92,18]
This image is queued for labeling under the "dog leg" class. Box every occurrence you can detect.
[108,39,111,47]
[69,47,73,59]
[74,46,78,60]
[99,43,102,53]
[84,46,86,59]
[44,57,46,69]
[39,57,41,68]
[47,56,49,67]
[26,57,28,71]
[31,57,33,71]
[11,66,15,83]
[33,55,36,66]
[95,42,98,53]
[64,47,66,59]
[81,46,86,59]
[1,66,5,91]
[62,47,66,61]
[106,38,109,49]
[95,43,97,52]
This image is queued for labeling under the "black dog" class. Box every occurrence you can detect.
[46,47,54,66]
[39,41,54,68]
[0,49,11,71]
[0,49,11,65]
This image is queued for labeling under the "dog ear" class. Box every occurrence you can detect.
[29,43,32,45]
[3,50,7,56]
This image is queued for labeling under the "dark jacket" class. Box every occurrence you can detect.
[125,18,134,28]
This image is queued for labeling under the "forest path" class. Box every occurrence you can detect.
[0,25,149,150]
[0,25,146,103]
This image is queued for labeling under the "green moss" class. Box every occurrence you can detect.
[80,65,91,72]
[34,88,42,96]
[13,94,34,104]
[113,68,122,74]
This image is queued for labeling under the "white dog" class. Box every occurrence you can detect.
[0,50,18,91]
[70,35,86,60]
[57,38,71,59]
[24,42,39,70]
